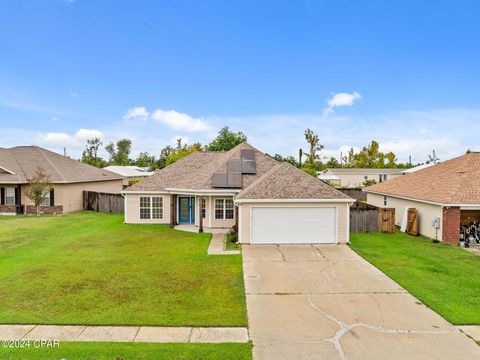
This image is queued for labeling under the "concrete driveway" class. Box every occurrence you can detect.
[243,244,480,360]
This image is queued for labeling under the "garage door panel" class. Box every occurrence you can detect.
[251,207,336,244]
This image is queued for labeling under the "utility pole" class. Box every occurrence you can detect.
[298,149,303,167]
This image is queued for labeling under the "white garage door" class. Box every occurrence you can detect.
[251,206,337,244]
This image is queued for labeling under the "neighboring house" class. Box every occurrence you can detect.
[318,168,404,188]
[364,152,480,245]
[401,163,435,174]
[103,166,155,187]
[0,146,123,215]
[123,143,354,245]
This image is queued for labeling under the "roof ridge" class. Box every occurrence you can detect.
[38,147,66,181]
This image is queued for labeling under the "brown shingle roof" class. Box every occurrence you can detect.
[0,146,122,184]
[127,143,352,201]
[236,162,352,200]
[364,152,480,205]
[127,143,279,192]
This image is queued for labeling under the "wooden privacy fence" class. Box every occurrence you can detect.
[350,202,395,233]
[338,188,367,201]
[83,191,124,214]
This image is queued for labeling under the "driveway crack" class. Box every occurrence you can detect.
[306,295,457,360]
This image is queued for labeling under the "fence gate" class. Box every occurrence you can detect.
[378,208,395,233]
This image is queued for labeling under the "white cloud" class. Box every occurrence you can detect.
[152,108,211,132]
[123,107,149,124]
[324,91,362,115]
[39,128,104,147]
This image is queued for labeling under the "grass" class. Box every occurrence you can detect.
[0,212,247,327]
[350,231,480,325]
[0,342,253,360]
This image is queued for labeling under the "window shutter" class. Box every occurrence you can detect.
[0,187,4,205]
[50,189,55,206]
[14,187,20,205]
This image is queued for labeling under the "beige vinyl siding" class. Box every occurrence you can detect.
[209,196,236,229]
[238,202,349,244]
[337,173,402,188]
[367,193,443,241]
[194,196,211,228]
[125,193,171,224]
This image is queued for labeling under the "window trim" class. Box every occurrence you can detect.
[139,196,164,220]
[5,187,15,206]
[214,198,234,220]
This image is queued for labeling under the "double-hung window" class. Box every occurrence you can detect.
[5,187,15,205]
[215,198,234,220]
[41,190,50,206]
[140,196,163,220]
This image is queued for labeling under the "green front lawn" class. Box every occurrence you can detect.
[0,342,252,360]
[350,231,480,325]
[0,212,246,327]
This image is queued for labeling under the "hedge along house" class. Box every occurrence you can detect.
[364,152,480,245]
[0,146,123,215]
[123,143,354,245]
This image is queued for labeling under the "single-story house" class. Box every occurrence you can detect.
[103,165,155,187]
[0,146,123,215]
[318,168,404,188]
[123,143,354,245]
[364,152,480,245]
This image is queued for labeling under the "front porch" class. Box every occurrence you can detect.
[169,192,238,232]
[174,224,229,234]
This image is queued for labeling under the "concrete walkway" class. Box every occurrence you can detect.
[208,233,240,255]
[243,244,480,360]
[458,326,480,342]
[0,325,249,343]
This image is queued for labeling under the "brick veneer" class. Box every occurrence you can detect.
[0,205,17,213]
[442,206,460,245]
[25,205,63,215]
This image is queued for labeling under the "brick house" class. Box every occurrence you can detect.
[364,152,480,245]
[0,146,123,215]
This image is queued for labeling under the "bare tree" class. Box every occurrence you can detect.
[25,167,52,216]
[426,149,440,164]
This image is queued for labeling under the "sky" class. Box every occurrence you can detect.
[1,0,479,164]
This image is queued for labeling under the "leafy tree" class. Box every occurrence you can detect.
[426,149,440,164]
[164,142,201,167]
[273,154,299,167]
[303,128,324,168]
[25,167,52,216]
[343,141,399,168]
[325,156,341,168]
[82,137,106,168]
[205,127,247,151]
[105,138,132,165]
[135,152,156,169]
[154,146,175,169]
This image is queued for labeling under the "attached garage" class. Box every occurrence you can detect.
[250,206,337,244]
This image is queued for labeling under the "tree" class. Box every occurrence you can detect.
[25,167,52,216]
[82,137,106,168]
[164,142,202,167]
[303,128,324,167]
[205,127,247,151]
[426,149,440,164]
[363,179,377,187]
[135,152,156,169]
[273,154,298,167]
[342,141,399,168]
[105,138,132,165]
[325,156,341,168]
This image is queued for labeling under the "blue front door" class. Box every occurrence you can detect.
[178,197,195,223]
